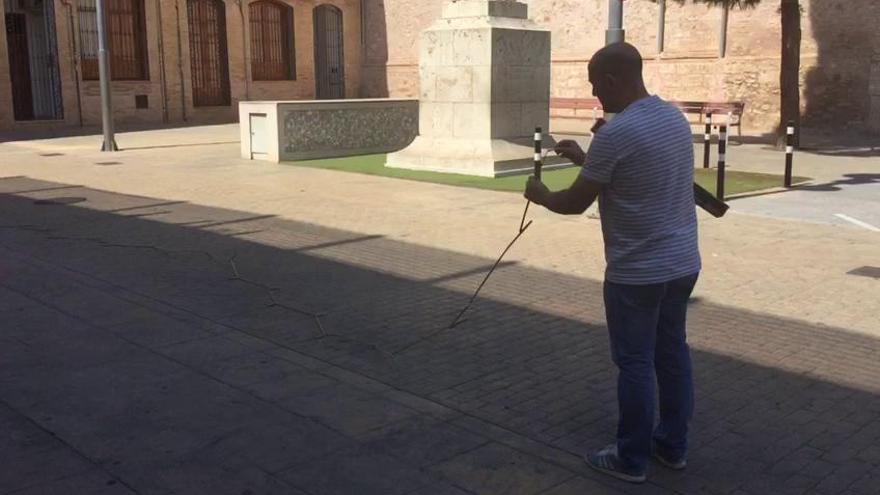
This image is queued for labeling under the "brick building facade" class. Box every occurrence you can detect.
[2,0,879,136]
[0,0,361,132]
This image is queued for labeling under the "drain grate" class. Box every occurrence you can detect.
[34,197,87,206]
[95,161,122,166]
[848,266,880,279]
[39,153,65,157]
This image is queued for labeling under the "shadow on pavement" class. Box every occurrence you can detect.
[727,173,880,201]
[0,176,878,495]
[0,122,237,145]
[789,174,880,192]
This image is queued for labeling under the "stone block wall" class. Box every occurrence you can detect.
[361,0,880,137]
[417,17,550,142]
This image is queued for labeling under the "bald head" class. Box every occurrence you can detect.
[588,42,649,113]
[590,43,644,84]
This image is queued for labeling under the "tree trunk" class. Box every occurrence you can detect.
[778,0,801,148]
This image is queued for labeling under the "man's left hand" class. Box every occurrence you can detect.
[524,176,549,205]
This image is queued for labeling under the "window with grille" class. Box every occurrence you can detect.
[249,1,295,81]
[78,0,149,80]
[188,0,231,106]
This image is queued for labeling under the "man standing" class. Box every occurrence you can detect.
[524,42,700,483]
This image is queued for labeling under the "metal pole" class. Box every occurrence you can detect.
[533,127,543,180]
[600,0,625,122]
[717,125,727,200]
[719,4,729,58]
[784,121,795,188]
[606,0,625,45]
[658,0,666,54]
[703,113,712,169]
[521,127,543,233]
[96,0,118,151]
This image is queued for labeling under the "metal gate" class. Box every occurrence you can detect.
[187,0,231,106]
[313,5,344,99]
[6,14,34,121]
[5,0,64,121]
[77,0,149,80]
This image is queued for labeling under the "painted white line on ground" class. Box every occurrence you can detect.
[834,213,880,232]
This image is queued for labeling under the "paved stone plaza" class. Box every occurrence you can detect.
[1,128,879,494]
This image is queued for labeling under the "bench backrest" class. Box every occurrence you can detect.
[551,97,745,118]
[701,102,745,115]
[550,97,602,110]
[670,101,705,113]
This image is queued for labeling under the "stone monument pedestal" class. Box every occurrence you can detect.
[386,0,554,177]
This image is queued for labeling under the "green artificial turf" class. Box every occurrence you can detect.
[286,154,809,197]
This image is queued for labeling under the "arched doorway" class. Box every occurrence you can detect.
[187,0,231,106]
[313,4,344,99]
[5,0,64,121]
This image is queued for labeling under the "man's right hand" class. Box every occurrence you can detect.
[554,140,586,166]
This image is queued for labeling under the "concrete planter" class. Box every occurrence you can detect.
[240,99,418,163]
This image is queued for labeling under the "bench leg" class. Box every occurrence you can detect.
[731,122,741,144]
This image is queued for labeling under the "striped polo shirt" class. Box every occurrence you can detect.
[580,95,701,285]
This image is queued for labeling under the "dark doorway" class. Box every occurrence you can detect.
[187,0,231,107]
[5,0,64,121]
[313,4,345,99]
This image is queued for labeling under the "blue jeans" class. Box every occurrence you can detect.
[603,272,699,472]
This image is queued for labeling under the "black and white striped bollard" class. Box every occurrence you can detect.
[534,127,543,180]
[784,121,795,188]
[716,124,727,200]
[703,113,712,169]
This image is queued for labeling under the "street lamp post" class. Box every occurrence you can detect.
[603,0,626,121]
[96,0,118,151]
[719,3,729,58]
[658,0,666,53]
[606,0,625,45]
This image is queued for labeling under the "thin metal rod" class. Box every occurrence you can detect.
[521,127,543,233]
[399,128,545,352]
[534,127,543,180]
[392,219,534,356]
[703,113,712,169]
[96,0,117,151]
[447,220,533,330]
[520,201,530,233]
[717,125,727,200]
[784,121,795,188]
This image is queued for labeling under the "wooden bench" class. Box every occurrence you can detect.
[550,97,603,116]
[549,98,604,135]
[670,101,745,137]
[550,97,745,137]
